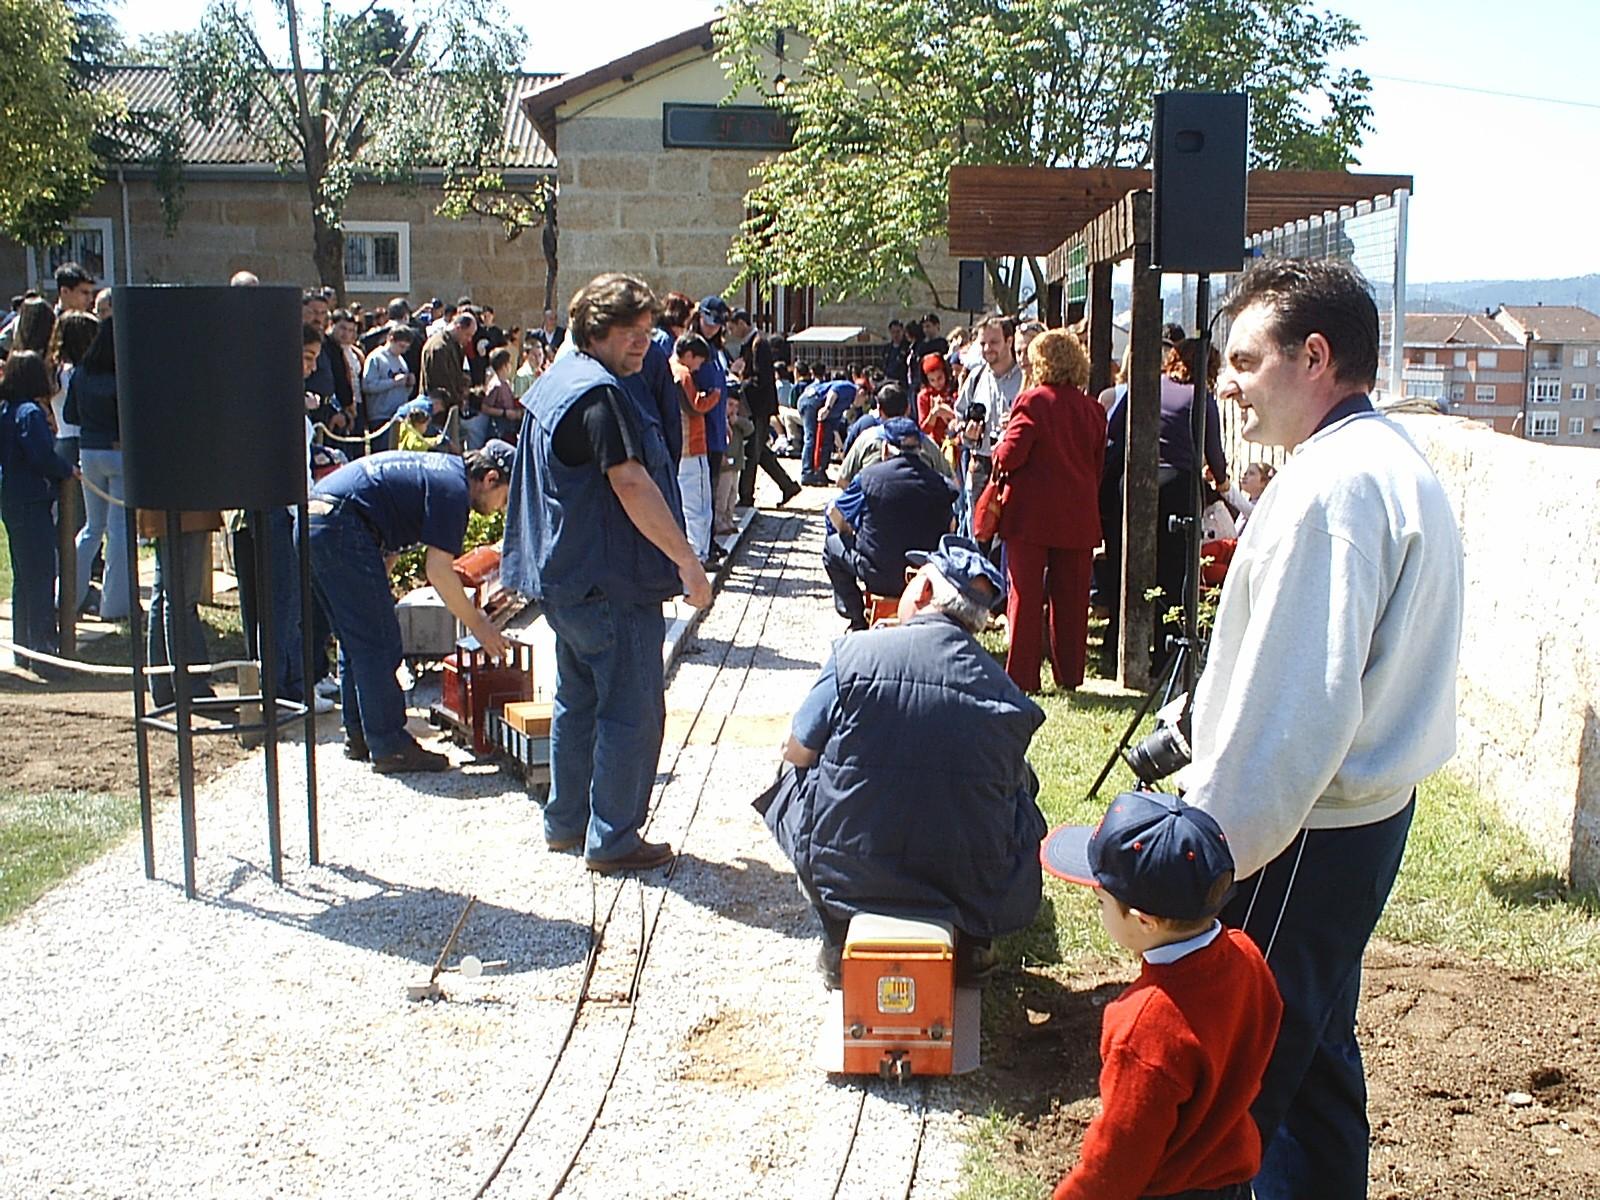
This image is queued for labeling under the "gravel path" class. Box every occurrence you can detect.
[0,486,977,1199]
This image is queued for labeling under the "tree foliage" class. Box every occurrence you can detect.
[0,0,120,257]
[165,0,533,299]
[717,0,1373,311]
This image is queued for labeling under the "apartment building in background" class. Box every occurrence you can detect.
[1492,305,1600,447]
[1402,312,1526,434]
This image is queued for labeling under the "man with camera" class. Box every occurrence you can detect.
[1178,260,1463,1200]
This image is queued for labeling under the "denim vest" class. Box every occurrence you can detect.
[853,455,958,595]
[767,614,1047,937]
[501,350,682,607]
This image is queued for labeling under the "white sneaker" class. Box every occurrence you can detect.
[312,694,336,715]
[314,677,340,700]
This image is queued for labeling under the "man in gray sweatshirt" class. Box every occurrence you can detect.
[1183,260,1463,1200]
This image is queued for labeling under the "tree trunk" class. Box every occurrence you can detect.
[541,198,559,313]
[984,257,1019,315]
[310,209,346,304]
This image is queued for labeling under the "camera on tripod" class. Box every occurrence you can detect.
[1121,693,1193,786]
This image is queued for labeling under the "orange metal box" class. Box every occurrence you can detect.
[502,700,553,737]
[838,914,956,1080]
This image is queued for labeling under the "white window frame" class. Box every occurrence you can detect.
[1530,378,1561,404]
[1449,382,1466,402]
[27,217,115,289]
[1575,348,1590,368]
[1452,350,1467,367]
[1479,350,1498,369]
[1475,384,1496,403]
[1569,417,1585,436]
[1528,413,1558,438]
[1572,383,1588,402]
[342,220,410,293]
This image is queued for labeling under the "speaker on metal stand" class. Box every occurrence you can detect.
[1150,91,1248,739]
[114,285,320,898]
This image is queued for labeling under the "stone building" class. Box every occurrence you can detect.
[521,21,978,337]
[0,67,560,325]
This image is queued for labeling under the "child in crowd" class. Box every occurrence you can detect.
[396,398,446,452]
[480,346,523,442]
[1224,461,1277,533]
[916,351,959,444]
[1041,792,1282,1200]
[671,333,716,564]
[720,392,755,534]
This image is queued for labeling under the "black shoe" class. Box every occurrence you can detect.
[776,485,801,507]
[955,939,999,985]
[371,741,451,774]
[817,942,843,990]
[343,733,369,762]
[584,839,673,874]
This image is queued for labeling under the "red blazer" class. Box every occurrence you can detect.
[991,381,1106,549]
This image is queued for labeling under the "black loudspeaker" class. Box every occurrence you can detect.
[114,285,306,511]
[1151,91,1249,274]
[957,259,985,313]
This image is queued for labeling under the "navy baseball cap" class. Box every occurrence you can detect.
[1041,792,1235,921]
[478,438,516,476]
[906,534,1007,614]
[881,416,921,447]
[697,296,731,325]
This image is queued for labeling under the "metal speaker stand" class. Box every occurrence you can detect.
[127,502,320,899]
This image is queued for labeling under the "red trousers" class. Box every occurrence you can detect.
[1004,541,1093,693]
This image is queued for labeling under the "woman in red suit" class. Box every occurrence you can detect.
[992,329,1107,693]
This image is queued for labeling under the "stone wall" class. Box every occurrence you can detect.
[1394,411,1600,886]
[0,177,556,327]
[555,114,974,335]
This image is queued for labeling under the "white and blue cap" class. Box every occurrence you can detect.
[906,534,1007,614]
[397,398,431,418]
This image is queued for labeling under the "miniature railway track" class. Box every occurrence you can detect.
[825,1081,930,1200]
[471,515,802,1200]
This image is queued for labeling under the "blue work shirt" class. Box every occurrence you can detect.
[693,348,730,453]
[791,653,841,750]
[830,477,867,529]
[313,450,470,555]
[845,411,881,452]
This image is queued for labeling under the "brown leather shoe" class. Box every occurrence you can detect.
[584,839,673,874]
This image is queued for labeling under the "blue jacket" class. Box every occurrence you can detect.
[501,350,682,607]
[765,613,1047,936]
[0,399,74,504]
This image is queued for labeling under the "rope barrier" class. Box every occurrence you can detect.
[313,412,401,447]
[77,472,125,509]
[0,637,257,679]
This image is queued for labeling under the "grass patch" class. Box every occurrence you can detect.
[0,790,139,923]
[954,1113,1048,1200]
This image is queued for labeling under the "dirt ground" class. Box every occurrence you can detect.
[0,664,254,797]
[981,943,1600,1198]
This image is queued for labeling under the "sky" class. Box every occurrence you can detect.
[113,0,1599,284]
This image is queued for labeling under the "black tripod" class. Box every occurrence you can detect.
[1087,274,1216,801]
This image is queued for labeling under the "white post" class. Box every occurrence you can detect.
[1390,188,1411,402]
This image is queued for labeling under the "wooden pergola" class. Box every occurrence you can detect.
[948,166,1414,689]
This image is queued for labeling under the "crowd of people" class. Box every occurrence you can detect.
[1,257,1465,1200]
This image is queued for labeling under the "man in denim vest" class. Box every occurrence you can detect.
[503,274,713,873]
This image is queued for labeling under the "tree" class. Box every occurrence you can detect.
[0,0,121,272]
[717,0,1373,313]
[166,0,531,300]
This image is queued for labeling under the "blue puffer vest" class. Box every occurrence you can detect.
[853,455,957,596]
[501,350,682,606]
[767,613,1047,937]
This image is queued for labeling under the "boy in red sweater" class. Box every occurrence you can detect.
[1042,792,1282,1200]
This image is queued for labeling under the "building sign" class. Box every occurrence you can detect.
[1066,243,1088,305]
[662,104,794,150]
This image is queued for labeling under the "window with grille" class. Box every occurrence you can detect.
[343,222,409,292]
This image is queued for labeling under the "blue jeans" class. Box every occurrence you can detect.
[798,397,826,482]
[148,530,215,707]
[236,508,306,702]
[542,593,666,861]
[75,448,129,619]
[1222,797,1415,1200]
[2,495,58,665]
[306,503,410,754]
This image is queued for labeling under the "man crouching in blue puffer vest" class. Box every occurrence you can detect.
[762,534,1047,987]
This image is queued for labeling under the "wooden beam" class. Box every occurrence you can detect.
[1088,261,1114,395]
[1120,192,1159,692]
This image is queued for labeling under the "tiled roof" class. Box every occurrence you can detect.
[1404,313,1521,347]
[1497,305,1600,344]
[100,65,558,170]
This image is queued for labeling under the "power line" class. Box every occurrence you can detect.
[1371,74,1600,111]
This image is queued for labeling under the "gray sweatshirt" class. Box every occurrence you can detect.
[1184,410,1464,878]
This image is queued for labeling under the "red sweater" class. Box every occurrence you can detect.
[1054,928,1282,1200]
[991,382,1106,550]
